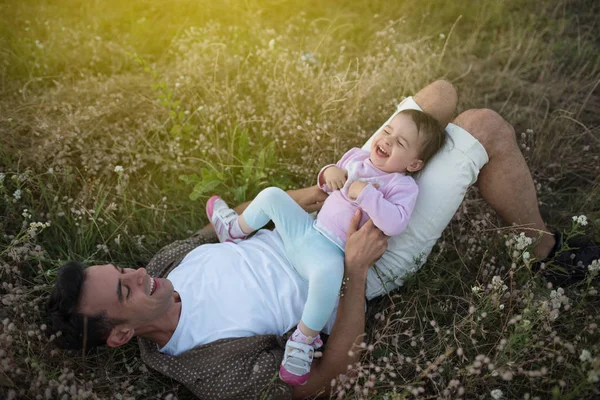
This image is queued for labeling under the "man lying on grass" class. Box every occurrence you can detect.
[46,80,599,399]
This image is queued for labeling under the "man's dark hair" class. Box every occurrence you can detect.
[46,261,121,350]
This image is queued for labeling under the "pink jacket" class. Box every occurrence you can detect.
[314,148,418,250]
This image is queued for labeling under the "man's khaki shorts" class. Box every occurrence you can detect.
[362,97,489,299]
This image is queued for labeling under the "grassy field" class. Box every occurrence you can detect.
[1,0,599,398]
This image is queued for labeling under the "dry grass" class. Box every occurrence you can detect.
[1,0,599,398]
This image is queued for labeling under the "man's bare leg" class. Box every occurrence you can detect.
[452,109,556,259]
[414,79,458,128]
[400,80,554,258]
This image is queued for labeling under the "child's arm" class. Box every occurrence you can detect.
[319,166,347,191]
[317,148,365,193]
[351,180,418,236]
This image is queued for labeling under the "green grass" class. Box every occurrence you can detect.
[1,0,600,398]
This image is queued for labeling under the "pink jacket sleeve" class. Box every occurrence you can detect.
[354,179,419,236]
[317,148,365,193]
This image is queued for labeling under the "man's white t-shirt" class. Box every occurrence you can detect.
[160,229,337,356]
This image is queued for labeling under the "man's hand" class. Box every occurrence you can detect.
[286,185,328,213]
[344,210,387,277]
[323,166,347,190]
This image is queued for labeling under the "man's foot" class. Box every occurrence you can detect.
[206,196,246,243]
[279,339,314,386]
[537,231,600,286]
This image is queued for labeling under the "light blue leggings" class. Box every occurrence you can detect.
[242,187,344,332]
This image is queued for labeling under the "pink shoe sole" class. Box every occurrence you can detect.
[206,195,220,221]
[279,365,308,386]
[206,195,244,243]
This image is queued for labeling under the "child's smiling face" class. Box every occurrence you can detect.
[370,112,424,173]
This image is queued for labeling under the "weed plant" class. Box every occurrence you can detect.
[1,0,599,398]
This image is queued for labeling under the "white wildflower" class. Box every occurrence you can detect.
[301,52,317,65]
[549,287,570,310]
[515,232,533,250]
[588,260,599,274]
[439,33,446,39]
[13,189,22,200]
[491,276,508,292]
[522,251,530,260]
[579,349,592,363]
[491,389,503,399]
[136,234,146,249]
[268,39,275,50]
[572,215,588,226]
[114,165,124,174]
[96,244,109,254]
[24,221,51,239]
[550,291,561,309]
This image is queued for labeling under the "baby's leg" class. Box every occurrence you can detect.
[279,233,345,386]
[292,232,345,338]
[239,187,314,248]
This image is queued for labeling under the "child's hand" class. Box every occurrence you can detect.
[347,180,368,200]
[348,180,378,200]
[323,166,347,190]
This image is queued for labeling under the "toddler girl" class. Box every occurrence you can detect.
[206,109,445,386]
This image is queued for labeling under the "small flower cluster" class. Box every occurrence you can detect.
[491,275,508,292]
[579,349,600,383]
[548,287,570,311]
[572,215,588,226]
[26,221,51,238]
[505,232,534,262]
[588,259,599,276]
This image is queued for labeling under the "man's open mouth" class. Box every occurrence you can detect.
[150,278,157,295]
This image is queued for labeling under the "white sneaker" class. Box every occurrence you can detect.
[206,196,246,243]
[279,339,314,386]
